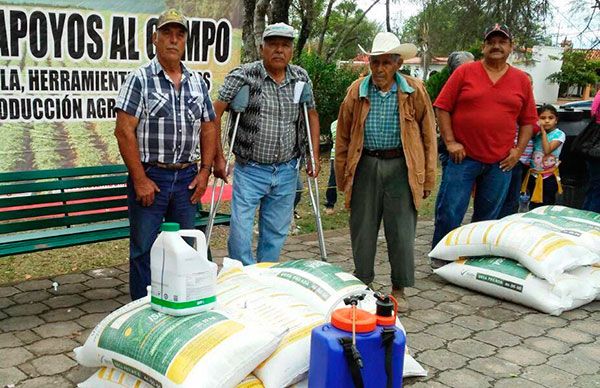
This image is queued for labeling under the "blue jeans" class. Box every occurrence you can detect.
[127,164,199,300]
[583,158,600,213]
[325,159,337,208]
[228,158,299,265]
[432,157,511,248]
[498,161,527,218]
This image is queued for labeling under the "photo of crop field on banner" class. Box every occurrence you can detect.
[0,0,242,172]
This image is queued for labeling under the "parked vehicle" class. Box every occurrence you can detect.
[556,105,592,208]
[560,100,593,110]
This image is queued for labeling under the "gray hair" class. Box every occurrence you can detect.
[447,51,474,73]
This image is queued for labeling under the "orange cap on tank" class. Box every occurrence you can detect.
[331,307,377,333]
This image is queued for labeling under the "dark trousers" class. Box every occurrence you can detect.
[293,174,303,209]
[583,158,600,213]
[498,161,527,218]
[349,155,416,289]
[325,159,337,208]
[527,174,559,209]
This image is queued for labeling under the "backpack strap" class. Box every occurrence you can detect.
[339,337,364,388]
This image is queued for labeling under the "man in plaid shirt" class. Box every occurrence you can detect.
[114,9,219,300]
[213,23,320,265]
[335,33,437,312]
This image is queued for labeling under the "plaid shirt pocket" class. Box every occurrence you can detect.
[148,92,171,117]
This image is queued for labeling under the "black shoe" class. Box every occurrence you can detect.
[430,258,448,270]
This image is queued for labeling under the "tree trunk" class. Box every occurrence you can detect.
[296,0,316,59]
[317,0,337,56]
[270,0,291,23]
[420,22,430,81]
[242,0,258,62]
[386,0,391,32]
[326,0,382,62]
[254,0,271,57]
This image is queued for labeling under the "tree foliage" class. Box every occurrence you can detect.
[401,0,552,56]
[296,52,362,131]
[547,50,600,91]
[301,0,380,61]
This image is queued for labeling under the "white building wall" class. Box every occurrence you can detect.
[512,46,564,104]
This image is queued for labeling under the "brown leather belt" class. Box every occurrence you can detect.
[363,148,403,159]
[144,161,194,170]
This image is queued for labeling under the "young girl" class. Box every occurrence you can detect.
[522,104,565,209]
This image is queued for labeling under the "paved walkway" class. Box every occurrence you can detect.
[1,221,599,387]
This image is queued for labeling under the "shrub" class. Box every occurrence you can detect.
[296,53,362,136]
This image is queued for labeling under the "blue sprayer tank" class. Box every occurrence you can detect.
[308,293,405,388]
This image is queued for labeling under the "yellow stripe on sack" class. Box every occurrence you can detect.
[118,371,125,384]
[97,367,107,379]
[107,368,115,381]
[256,320,324,371]
[466,224,477,245]
[527,233,554,257]
[482,223,495,245]
[444,228,457,246]
[255,262,276,268]
[217,268,243,284]
[236,377,265,388]
[494,222,514,246]
[166,320,244,384]
[453,225,464,245]
[534,239,575,262]
[134,381,141,388]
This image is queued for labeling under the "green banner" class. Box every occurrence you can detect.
[0,0,241,171]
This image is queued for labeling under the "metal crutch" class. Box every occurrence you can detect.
[295,82,328,261]
[206,85,250,246]
[207,104,234,229]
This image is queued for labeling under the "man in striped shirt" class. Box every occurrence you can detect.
[114,9,218,300]
[214,23,320,265]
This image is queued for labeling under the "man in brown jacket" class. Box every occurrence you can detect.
[335,32,436,312]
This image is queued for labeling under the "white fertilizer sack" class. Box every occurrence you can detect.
[434,257,598,315]
[243,259,427,378]
[78,367,153,388]
[79,369,269,388]
[74,296,282,388]
[235,374,264,387]
[429,220,600,283]
[244,259,368,314]
[530,205,600,228]
[217,259,324,388]
[569,265,600,300]
[505,211,600,253]
[80,369,309,388]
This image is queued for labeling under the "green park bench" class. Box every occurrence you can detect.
[0,164,230,257]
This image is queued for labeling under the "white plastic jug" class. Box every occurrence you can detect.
[150,222,217,316]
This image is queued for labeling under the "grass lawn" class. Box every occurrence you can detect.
[0,156,439,285]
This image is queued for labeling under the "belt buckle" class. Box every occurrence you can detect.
[155,161,189,170]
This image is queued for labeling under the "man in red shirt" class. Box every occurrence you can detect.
[430,24,538,263]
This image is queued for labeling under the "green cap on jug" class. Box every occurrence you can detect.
[161,222,180,232]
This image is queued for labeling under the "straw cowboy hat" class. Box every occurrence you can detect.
[359,32,418,60]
